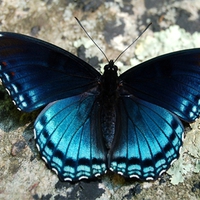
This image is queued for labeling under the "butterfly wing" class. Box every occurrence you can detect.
[0,32,100,112]
[109,95,184,180]
[34,91,107,181]
[120,49,200,122]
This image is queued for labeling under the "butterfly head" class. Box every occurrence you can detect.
[103,60,118,79]
[101,60,119,96]
[104,60,117,71]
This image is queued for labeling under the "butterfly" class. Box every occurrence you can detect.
[0,32,200,182]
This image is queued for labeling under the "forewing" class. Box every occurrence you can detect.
[34,91,107,181]
[109,95,184,180]
[120,49,200,122]
[0,32,100,112]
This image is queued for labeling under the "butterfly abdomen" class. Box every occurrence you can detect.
[101,99,117,149]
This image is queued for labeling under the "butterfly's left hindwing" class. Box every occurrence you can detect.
[109,95,184,180]
[0,32,100,112]
[34,91,107,181]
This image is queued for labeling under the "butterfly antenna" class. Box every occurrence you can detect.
[114,23,152,63]
[75,17,110,63]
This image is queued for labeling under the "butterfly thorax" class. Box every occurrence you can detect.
[100,60,119,149]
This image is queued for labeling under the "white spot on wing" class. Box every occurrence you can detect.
[170,158,177,166]
[158,170,166,179]
[6,88,10,95]
[117,171,123,176]
[79,176,88,180]
[179,146,183,154]
[182,133,185,141]
[33,129,37,139]
[109,167,114,172]
[42,156,47,163]
[130,174,139,179]
[94,173,100,177]
[36,143,40,151]
[52,168,58,175]
[64,177,72,181]
[146,177,154,181]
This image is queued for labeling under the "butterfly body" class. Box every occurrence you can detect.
[99,60,119,148]
[0,32,199,181]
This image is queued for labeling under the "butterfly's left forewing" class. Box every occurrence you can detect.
[108,95,184,180]
[34,90,107,181]
[0,32,100,112]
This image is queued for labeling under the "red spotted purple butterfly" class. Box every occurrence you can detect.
[0,30,199,181]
